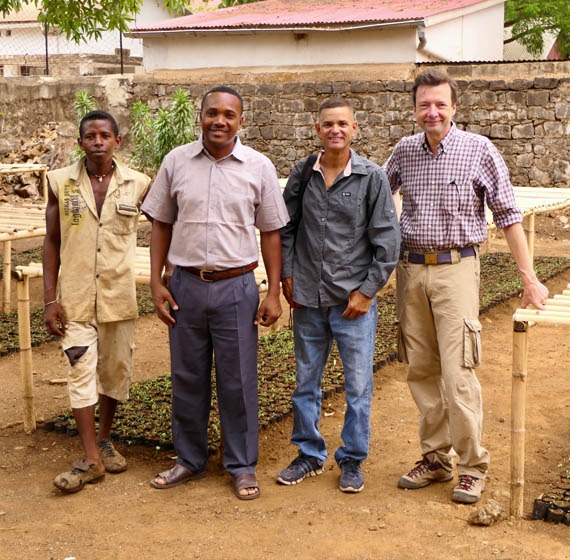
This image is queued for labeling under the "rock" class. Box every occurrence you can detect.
[468,499,504,526]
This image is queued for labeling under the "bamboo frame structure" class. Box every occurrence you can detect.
[12,246,269,432]
[0,204,46,314]
[510,284,570,518]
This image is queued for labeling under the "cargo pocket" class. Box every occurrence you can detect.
[396,321,408,364]
[463,318,482,368]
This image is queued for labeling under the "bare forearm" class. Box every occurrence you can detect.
[149,220,173,286]
[260,230,282,296]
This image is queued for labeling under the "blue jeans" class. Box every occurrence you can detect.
[291,300,377,465]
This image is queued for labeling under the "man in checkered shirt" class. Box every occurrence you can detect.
[385,68,548,504]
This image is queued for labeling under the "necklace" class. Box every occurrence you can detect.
[86,162,115,183]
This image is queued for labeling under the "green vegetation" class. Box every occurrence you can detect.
[505,0,570,58]
[130,88,196,177]
[10,252,563,451]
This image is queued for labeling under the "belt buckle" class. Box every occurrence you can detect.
[199,269,214,282]
[424,253,438,265]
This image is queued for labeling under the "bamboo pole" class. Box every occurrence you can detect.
[511,319,529,518]
[2,239,11,314]
[17,274,36,433]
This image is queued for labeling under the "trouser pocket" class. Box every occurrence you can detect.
[463,318,482,368]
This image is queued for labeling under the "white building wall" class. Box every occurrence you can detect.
[418,4,504,62]
[141,26,419,71]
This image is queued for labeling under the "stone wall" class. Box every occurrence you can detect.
[1,61,569,186]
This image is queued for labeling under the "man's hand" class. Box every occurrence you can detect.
[44,302,67,337]
[255,293,282,327]
[521,279,549,310]
[151,280,179,327]
[341,290,373,319]
[282,277,303,309]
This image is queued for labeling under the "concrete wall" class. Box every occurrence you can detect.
[0,61,569,187]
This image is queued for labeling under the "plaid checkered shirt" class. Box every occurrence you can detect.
[385,123,522,253]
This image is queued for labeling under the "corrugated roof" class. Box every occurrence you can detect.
[132,0,498,32]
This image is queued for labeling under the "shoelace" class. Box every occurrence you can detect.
[98,441,115,457]
[456,475,477,490]
[407,459,430,478]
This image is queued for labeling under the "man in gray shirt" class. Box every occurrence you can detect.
[277,98,400,492]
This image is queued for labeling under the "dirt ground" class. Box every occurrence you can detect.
[1,211,570,560]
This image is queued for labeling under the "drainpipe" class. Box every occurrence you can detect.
[416,23,448,61]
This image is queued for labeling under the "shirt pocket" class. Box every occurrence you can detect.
[113,202,138,235]
[463,318,482,368]
[440,180,460,217]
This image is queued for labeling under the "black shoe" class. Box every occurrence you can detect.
[276,454,324,485]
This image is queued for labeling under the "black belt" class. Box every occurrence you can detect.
[400,246,477,265]
[182,261,258,282]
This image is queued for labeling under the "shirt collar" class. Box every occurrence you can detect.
[315,148,353,176]
[191,134,247,162]
[421,121,457,155]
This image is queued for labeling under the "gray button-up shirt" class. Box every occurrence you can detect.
[281,150,400,308]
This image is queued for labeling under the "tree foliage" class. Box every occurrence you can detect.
[0,0,189,44]
[504,0,570,58]
[130,88,195,176]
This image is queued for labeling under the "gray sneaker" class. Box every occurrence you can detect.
[398,457,453,489]
[452,474,485,504]
[276,454,324,485]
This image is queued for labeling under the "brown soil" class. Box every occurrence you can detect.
[1,210,570,560]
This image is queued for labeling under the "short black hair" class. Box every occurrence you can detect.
[318,97,354,115]
[79,110,119,138]
[201,86,244,113]
[412,69,458,106]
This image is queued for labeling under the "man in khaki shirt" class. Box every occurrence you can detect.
[43,110,150,494]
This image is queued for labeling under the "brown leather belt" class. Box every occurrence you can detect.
[400,246,477,265]
[182,261,258,282]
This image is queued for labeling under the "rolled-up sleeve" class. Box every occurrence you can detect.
[141,154,178,224]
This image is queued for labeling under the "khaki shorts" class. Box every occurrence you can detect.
[61,318,135,409]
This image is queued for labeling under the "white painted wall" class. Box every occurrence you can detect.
[141,26,419,71]
[418,4,504,62]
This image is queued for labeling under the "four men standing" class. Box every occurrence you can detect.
[43,75,546,504]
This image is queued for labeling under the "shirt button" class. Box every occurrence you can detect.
[321,217,326,222]
[96,274,100,278]
[97,247,101,252]
[99,222,103,227]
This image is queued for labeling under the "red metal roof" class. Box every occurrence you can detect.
[132,0,500,32]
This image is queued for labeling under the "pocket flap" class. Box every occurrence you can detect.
[116,202,138,216]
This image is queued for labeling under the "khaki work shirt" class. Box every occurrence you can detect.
[48,158,151,322]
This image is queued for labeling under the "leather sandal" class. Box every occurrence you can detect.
[232,472,260,500]
[54,459,105,494]
[150,464,205,489]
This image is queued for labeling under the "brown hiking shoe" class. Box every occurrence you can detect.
[54,459,105,494]
[452,474,485,504]
[398,457,453,489]
[98,440,128,474]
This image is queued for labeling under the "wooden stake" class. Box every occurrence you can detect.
[17,274,36,433]
[2,239,11,314]
[511,320,529,518]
